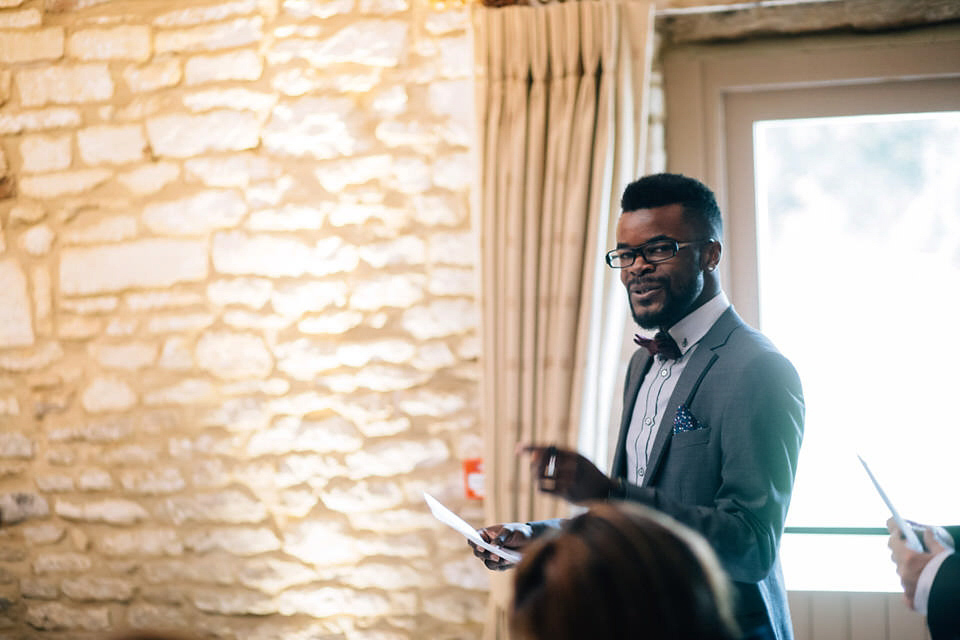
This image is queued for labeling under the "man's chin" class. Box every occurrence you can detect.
[631,308,662,331]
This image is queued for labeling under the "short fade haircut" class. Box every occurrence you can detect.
[620,172,723,240]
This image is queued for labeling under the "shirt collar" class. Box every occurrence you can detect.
[666,291,730,355]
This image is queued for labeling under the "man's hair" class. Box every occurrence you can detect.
[620,172,723,240]
[510,503,740,640]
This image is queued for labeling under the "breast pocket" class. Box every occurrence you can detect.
[670,426,712,449]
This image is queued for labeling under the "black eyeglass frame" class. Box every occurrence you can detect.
[604,238,716,269]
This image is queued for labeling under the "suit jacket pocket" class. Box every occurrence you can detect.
[670,427,711,449]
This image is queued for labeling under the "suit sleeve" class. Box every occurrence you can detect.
[616,350,804,583]
[928,553,960,640]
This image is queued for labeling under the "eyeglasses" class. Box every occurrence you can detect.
[605,238,714,269]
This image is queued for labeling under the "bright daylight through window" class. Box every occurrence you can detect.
[754,111,960,591]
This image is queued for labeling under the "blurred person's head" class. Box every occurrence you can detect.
[510,502,739,640]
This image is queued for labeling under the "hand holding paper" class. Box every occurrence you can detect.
[423,492,523,564]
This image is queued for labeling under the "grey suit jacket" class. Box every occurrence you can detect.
[611,307,804,640]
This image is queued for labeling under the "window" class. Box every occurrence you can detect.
[665,25,960,591]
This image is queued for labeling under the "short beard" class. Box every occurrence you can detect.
[629,276,703,330]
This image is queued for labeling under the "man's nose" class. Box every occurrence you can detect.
[624,254,654,275]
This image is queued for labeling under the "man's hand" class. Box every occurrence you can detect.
[887,517,946,609]
[523,444,613,503]
[469,522,534,571]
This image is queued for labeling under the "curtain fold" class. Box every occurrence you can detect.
[471,2,654,637]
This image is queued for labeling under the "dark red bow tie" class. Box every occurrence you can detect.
[634,331,682,360]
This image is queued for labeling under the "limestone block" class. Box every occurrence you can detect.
[337,339,415,367]
[194,330,272,380]
[0,27,63,64]
[185,527,280,555]
[155,16,263,54]
[271,339,338,381]
[163,490,267,525]
[32,551,91,574]
[126,602,189,629]
[277,585,391,618]
[21,523,65,545]
[298,311,363,335]
[212,230,311,277]
[25,602,110,631]
[315,154,392,193]
[322,479,408,514]
[348,508,435,533]
[343,563,427,590]
[142,557,234,585]
[77,468,112,491]
[184,153,278,188]
[146,110,260,157]
[246,414,362,456]
[61,576,135,602]
[10,201,45,224]
[236,558,316,594]
[54,498,149,525]
[147,313,214,333]
[359,0,407,14]
[401,299,477,340]
[375,119,440,148]
[262,95,365,159]
[0,342,62,372]
[77,124,147,166]
[16,63,112,107]
[383,155,431,194]
[157,337,194,370]
[396,389,467,417]
[0,107,81,135]
[349,274,424,311]
[143,190,246,235]
[0,492,47,528]
[123,58,181,93]
[0,395,18,415]
[60,239,207,295]
[97,528,182,557]
[80,376,136,412]
[429,231,475,266]
[67,26,151,61]
[422,591,486,624]
[0,8,41,29]
[427,267,474,297]
[207,277,272,309]
[19,134,71,173]
[247,204,325,231]
[0,259,34,348]
[88,342,156,370]
[324,364,431,393]
[346,439,448,477]
[221,377,289,396]
[432,151,471,189]
[20,224,55,256]
[358,236,426,269]
[201,396,272,433]
[19,168,111,199]
[282,0,353,19]
[99,444,158,466]
[192,588,274,616]
[185,49,263,85]
[21,578,59,599]
[283,20,406,66]
[155,0,258,27]
[183,87,275,113]
[270,281,347,317]
[282,520,365,566]
[117,162,180,195]
[125,290,205,311]
[36,474,74,492]
[425,7,468,34]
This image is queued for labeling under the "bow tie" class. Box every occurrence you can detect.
[634,331,682,360]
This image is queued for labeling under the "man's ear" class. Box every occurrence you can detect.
[701,240,721,272]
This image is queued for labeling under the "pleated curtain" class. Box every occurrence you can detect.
[470,1,655,637]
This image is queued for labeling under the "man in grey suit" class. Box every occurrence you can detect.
[471,173,804,640]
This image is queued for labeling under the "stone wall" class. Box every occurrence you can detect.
[0,0,485,638]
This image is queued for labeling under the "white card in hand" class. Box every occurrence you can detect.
[858,454,923,552]
[423,492,523,564]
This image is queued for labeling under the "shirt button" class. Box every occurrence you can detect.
[644,417,652,426]
[638,467,645,476]
[660,368,668,377]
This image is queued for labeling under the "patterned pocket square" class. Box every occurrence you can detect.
[673,404,705,434]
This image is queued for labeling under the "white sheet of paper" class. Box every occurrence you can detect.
[858,454,923,552]
[423,492,523,564]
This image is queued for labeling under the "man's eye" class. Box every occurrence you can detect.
[645,242,673,257]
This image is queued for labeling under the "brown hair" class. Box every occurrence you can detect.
[510,502,739,640]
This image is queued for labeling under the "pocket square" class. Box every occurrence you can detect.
[673,404,705,434]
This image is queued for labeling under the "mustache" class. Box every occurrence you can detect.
[626,276,669,290]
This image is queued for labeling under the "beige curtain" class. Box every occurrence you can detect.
[471,1,655,637]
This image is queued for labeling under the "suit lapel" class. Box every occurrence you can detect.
[641,308,742,487]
